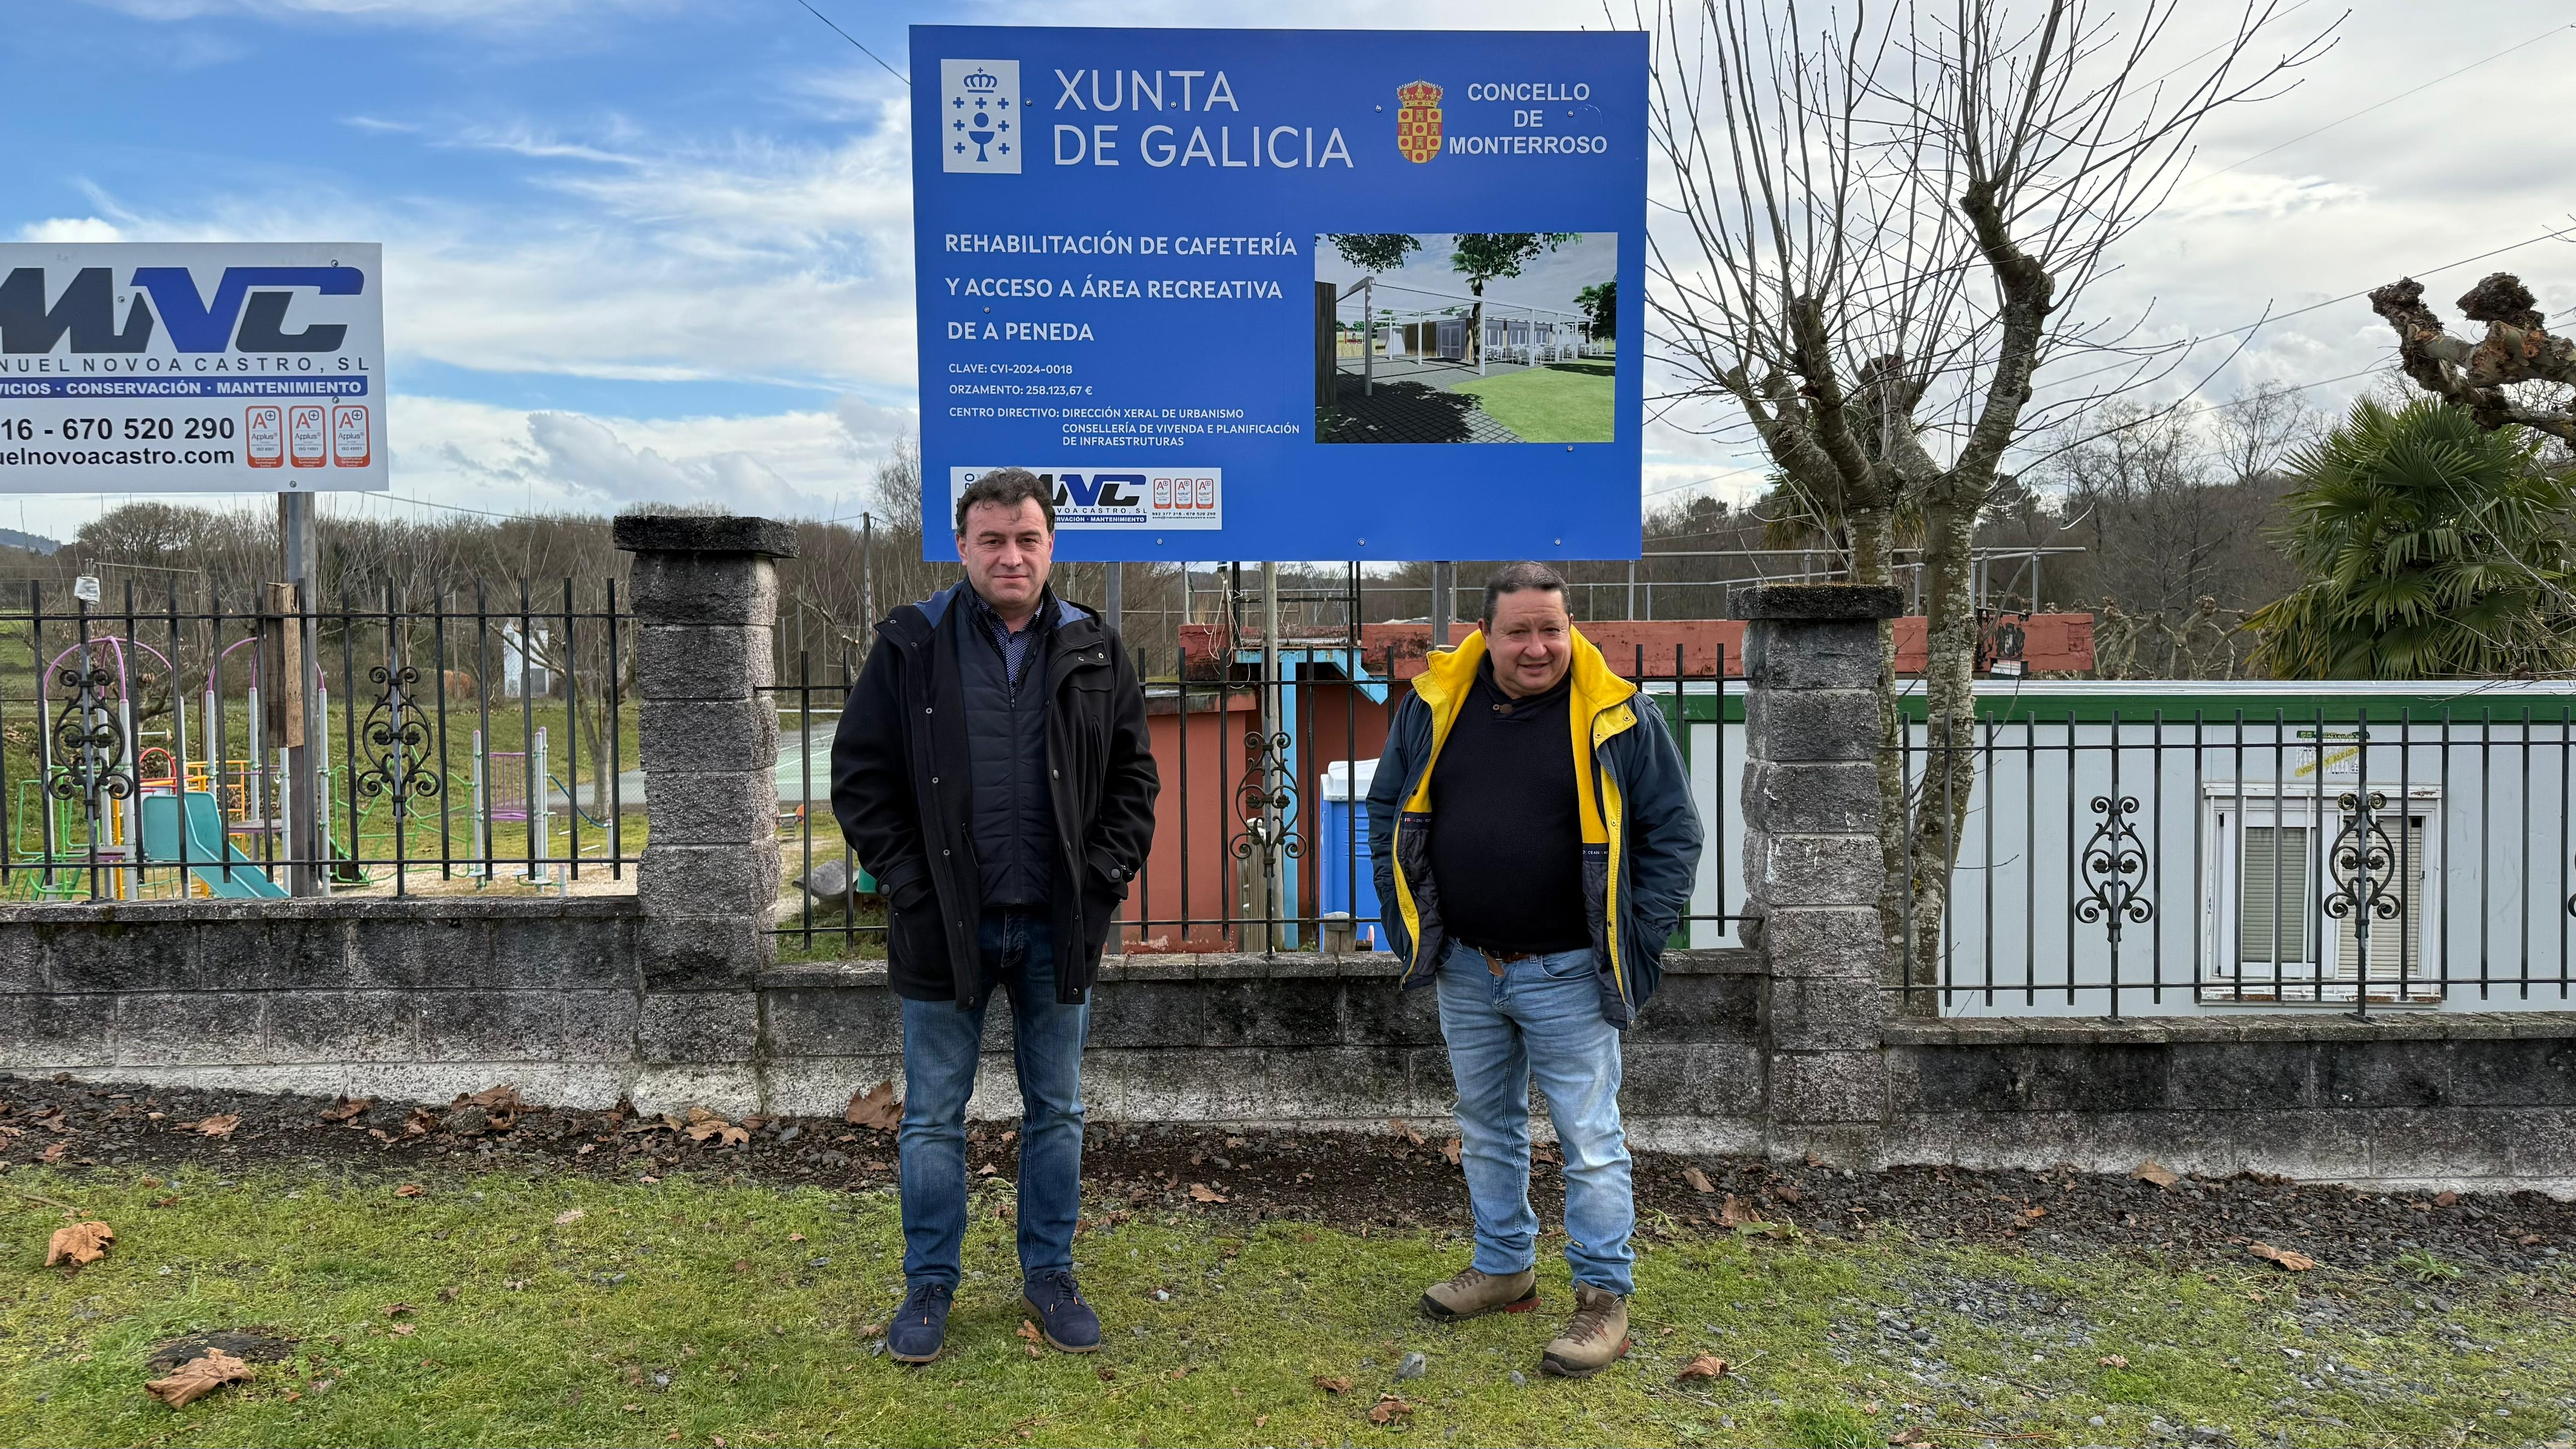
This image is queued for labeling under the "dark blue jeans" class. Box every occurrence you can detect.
[898,907,1088,1290]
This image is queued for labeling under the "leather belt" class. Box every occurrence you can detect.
[1469,945,1538,975]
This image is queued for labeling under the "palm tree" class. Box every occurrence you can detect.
[2247,398,2576,678]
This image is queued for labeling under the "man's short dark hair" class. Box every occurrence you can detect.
[954,467,1056,536]
[1481,561,1568,625]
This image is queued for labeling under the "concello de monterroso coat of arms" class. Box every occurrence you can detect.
[1397,80,1443,163]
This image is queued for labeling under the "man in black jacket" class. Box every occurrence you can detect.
[831,467,1158,1365]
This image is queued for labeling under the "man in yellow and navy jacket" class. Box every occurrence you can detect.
[1365,561,1702,1379]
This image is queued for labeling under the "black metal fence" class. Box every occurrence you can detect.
[1898,690,2576,1015]
[0,579,637,902]
[770,643,1742,959]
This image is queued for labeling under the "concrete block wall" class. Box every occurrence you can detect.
[1887,1013,2576,1195]
[755,952,1766,1153]
[0,889,1762,1137]
[0,898,640,1106]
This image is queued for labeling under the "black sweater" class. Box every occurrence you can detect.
[1425,663,1590,955]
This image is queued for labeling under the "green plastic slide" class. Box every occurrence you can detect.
[139,791,289,899]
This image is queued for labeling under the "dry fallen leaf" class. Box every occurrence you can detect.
[39,1142,66,1164]
[187,1114,240,1139]
[1386,1117,1424,1146]
[1441,1138,1463,1167]
[403,1107,439,1137]
[1718,1194,1765,1229]
[2132,1160,2182,1189]
[1683,1167,1715,1195]
[682,1107,747,1147]
[2023,1206,2048,1220]
[1370,1395,1414,1425]
[2434,1190,2460,1208]
[145,1349,252,1408]
[554,1209,586,1227]
[1187,1183,1228,1204]
[2098,1353,2130,1367]
[788,1233,807,1243]
[462,1084,523,1116]
[2249,1242,2317,1272]
[1313,1375,1353,1395]
[319,1097,372,1123]
[1017,1319,1042,1344]
[844,1081,902,1132]
[385,1302,416,1317]
[1677,1354,1729,1381]
[393,1184,424,1198]
[45,1221,113,1267]
[1890,1427,1935,1447]
[1774,1181,1803,1204]
[1254,1415,1269,1428]
[389,1323,416,1337]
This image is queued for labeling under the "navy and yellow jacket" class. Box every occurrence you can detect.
[1363,628,1704,1027]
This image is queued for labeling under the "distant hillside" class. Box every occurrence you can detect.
[0,529,62,555]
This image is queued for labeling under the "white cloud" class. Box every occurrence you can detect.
[15,217,127,243]
[40,92,917,391]
[385,394,913,519]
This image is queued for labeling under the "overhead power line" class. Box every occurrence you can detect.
[789,0,907,86]
[2187,21,2574,188]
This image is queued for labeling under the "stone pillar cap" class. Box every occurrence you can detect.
[614,513,800,559]
[1729,583,1903,621]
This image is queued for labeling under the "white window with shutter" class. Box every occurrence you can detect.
[2201,785,2440,1004]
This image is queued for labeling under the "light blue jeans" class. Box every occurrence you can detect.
[898,908,1089,1290]
[1434,939,1635,1297]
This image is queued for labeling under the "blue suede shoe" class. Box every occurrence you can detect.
[886,1281,953,1364]
[1021,1267,1101,1353]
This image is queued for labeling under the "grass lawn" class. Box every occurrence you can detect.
[1454,362,1617,444]
[9,1164,2576,1447]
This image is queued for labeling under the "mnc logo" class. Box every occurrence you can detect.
[950,466,1222,530]
[1054,471,1144,509]
[0,266,365,355]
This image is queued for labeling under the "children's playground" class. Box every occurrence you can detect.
[6,627,642,902]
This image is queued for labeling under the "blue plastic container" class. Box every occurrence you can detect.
[1317,759,1384,950]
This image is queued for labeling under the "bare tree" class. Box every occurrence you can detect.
[2370,271,2576,444]
[1643,0,2331,987]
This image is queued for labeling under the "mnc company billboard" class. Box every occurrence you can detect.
[0,243,386,493]
[911,26,1646,560]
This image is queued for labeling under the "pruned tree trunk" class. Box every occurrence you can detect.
[2372,272,2576,442]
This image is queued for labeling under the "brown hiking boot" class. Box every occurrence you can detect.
[1539,1285,1631,1378]
[1418,1265,1538,1321]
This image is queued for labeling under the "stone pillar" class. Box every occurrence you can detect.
[615,513,795,982]
[1733,583,1902,1169]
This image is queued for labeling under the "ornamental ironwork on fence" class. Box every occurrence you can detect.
[1896,686,2576,1016]
[0,578,636,902]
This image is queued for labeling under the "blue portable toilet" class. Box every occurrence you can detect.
[1317,758,1385,950]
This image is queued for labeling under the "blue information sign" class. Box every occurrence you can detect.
[911,26,1647,561]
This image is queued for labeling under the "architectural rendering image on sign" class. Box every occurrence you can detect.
[1314,231,1616,444]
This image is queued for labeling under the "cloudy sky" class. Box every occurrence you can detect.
[5,0,2573,543]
